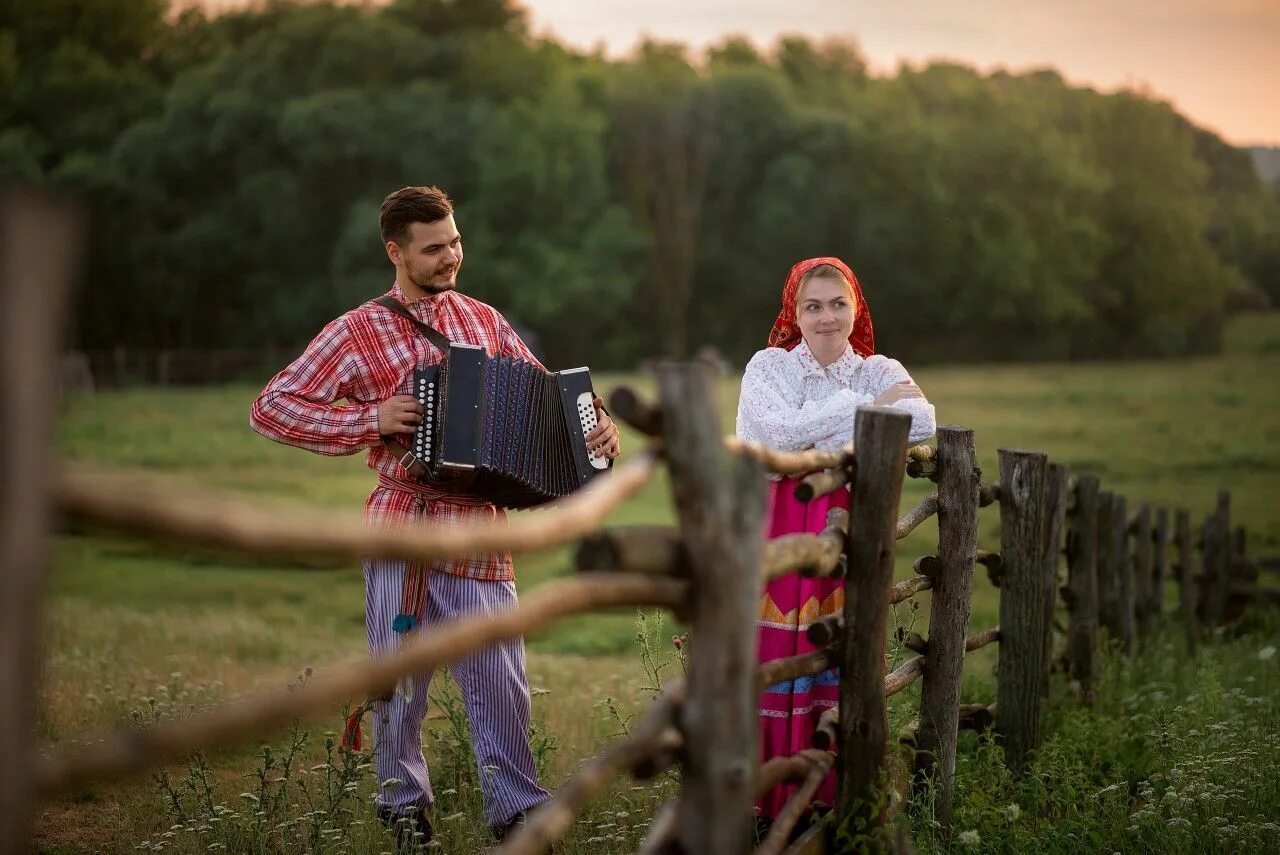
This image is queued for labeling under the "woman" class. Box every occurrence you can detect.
[736,257,936,826]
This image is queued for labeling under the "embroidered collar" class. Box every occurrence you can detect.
[391,281,453,309]
[794,339,860,380]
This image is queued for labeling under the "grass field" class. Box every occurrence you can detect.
[34,314,1280,853]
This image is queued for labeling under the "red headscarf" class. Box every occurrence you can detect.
[767,256,875,357]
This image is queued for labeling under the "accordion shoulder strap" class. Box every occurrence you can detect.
[371,295,452,352]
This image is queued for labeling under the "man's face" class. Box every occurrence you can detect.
[388,215,463,295]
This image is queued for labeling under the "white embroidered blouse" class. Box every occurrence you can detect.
[735,340,936,457]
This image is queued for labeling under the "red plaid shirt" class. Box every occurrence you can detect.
[250,283,543,581]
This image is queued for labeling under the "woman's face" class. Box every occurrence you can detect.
[797,275,855,349]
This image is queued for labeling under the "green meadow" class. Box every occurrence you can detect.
[35,315,1280,853]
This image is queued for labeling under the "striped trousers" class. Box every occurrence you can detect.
[364,558,550,828]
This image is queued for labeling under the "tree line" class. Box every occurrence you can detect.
[3,0,1279,369]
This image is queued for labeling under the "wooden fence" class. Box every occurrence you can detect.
[3,192,1275,855]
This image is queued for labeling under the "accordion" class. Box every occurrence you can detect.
[405,343,610,509]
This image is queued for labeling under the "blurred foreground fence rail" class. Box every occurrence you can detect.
[4,191,1277,854]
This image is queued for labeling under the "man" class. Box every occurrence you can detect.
[250,186,621,846]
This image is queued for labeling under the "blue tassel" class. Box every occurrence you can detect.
[392,613,417,634]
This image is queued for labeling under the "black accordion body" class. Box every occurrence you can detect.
[407,343,610,509]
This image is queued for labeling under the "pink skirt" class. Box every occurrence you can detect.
[756,477,847,819]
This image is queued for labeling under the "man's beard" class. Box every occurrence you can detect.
[408,264,458,294]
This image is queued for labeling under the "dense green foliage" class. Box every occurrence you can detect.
[5,0,1279,368]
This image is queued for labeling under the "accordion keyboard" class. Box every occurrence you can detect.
[413,373,436,463]
[577,392,609,471]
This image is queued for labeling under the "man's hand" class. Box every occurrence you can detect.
[378,394,424,436]
[585,396,621,459]
[873,380,925,406]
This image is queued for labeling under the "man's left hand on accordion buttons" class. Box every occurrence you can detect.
[586,396,621,460]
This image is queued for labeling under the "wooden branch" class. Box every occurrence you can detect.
[805,615,843,649]
[975,550,1002,570]
[813,707,840,751]
[783,825,828,855]
[911,424,977,819]
[754,749,832,798]
[661,363,766,855]
[1175,509,1197,655]
[33,574,687,796]
[1152,508,1169,624]
[582,508,844,582]
[1064,475,1100,692]
[756,752,835,855]
[498,687,683,855]
[575,526,689,577]
[957,703,997,732]
[902,703,997,748]
[1113,494,1136,652]
[903,632,928,654]
[885,655,925,697]
[995,449,1049,774]
[978,483,1001,508]
[895,493,939,540]
[758,650,831,692]
[629,727,684,780]
[0,191,82,852]
[1238,585,1280,604]
[794,463,855,503]
[763,532,843,580]
[1131,504,1154,638]
[965,626,1001,652]
[724,436,851,476]
[1207,492,1232,626]
[977,550,1004,588]
[914,555,940,576]
[638,800,679,855]
[889,575,934,605]
[838,408,911,831]
[1041,464,1069,699]
[906,459,938,480]
[608,385,664,437]
[59,448,658,564]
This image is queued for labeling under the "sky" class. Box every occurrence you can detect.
[199,0,1280,145]
[527,0,1280,146]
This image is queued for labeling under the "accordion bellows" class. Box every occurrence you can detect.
[409,343,610,509]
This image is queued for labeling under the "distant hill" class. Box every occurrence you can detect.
[1250,146,1280,185]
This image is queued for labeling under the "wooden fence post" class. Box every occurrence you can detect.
[1040,464,1069,698]
[1096,490,1121,646]
[912,426,979,827]
[1112,495,1134,653]
[1175,510,1197,655]
[1130,505,1153,639]
[836,407,912,837]
[1227,526,1256,623]
[1152,509,1169,626]
[658,363,767,855]
[1206,491,1231,627]
[994,449,1049,774]
[1064,475,1100,695]
[0,192,80,852]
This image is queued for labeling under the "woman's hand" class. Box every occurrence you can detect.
[873,380,924,406]
[585,396,621,459]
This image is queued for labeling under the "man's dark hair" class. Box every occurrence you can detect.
[379,186,454,245]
